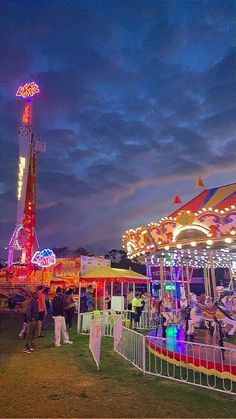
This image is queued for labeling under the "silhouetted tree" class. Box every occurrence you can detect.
[52,246,70,258]
[73,247,90,257]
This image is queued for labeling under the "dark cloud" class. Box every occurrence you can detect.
[0,0,235,255]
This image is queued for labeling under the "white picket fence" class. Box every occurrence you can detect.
[78,310,157,336]
[113,321,236,395]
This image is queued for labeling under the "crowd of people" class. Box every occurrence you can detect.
[17,285,150,352]
[21,286,76,353]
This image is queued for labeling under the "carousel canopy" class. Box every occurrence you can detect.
[80,266,148,283]
[122,182,236,259]
[170,183,236,217]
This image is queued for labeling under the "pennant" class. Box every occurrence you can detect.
[195,176,205,190]
[173,195,182,205]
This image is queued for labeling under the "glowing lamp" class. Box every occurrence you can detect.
[176,244,182,249]
[31,248,56,267]
[206,240,213,245]
[16,82,40,99]
[190,241,197,247]
[224,238,232,244]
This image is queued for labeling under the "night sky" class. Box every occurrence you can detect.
[0,0,235,256]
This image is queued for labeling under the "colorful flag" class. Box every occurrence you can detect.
[173,195,182,205]
[195,176,205,190]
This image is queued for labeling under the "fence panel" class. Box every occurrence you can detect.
[145,335,236,395]
[114,324,145,371]
[114,325,236,395]
[78,310,157,335]
[89,319,102,370]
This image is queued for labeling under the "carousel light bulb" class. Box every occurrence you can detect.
[225,238,232,244]
[164,245,169,250]
[176,244,182,249]
[190,241,197,247]
[206,240,213,245]
[230,230,235,235]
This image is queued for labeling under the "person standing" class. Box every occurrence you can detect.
[130,292,143,330]
[37,285,47,337]
[52,287,73,347]
[64,289,75,329]
[23,292,38,353]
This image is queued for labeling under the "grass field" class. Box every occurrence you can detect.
[0,313,235,418]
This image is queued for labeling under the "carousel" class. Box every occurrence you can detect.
[122,182,236,341]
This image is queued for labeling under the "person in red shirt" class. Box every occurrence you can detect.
[37,285,47,337]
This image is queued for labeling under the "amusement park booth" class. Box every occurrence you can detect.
[78,266,149,312]
[77,266,148,333]
[122,183,236,301]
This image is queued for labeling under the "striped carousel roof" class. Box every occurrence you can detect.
[170,182,236,217]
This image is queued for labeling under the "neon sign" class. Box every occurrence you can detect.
[16,82,40,99]
[22,103,31,125]
[31,248,56,268]
[164,283,176,292]
[14,225,24,250]
[17,156,26,200]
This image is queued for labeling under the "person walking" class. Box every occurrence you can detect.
[23,292,38,353]
[52,287,73,347]
[64,289,75,330]
[37,285,47,337]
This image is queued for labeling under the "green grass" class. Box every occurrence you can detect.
[0,313,235,418]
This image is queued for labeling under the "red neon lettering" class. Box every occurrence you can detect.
[22,103,31,125]
[16,82,40,98]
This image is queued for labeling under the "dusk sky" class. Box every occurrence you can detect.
[0,0,236,256]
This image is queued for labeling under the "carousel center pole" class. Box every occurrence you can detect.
[160,256,164,296]
[186,260,190,296]
[209,252,217,299]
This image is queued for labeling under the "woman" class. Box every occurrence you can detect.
[64,289,75,329]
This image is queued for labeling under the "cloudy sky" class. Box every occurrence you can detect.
[0,0,235,255]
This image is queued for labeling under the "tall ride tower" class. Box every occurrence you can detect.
[8,82,46,267]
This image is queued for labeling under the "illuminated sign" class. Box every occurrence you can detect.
[16,82,40,99]
[17,156,26,200]
[22,103,31,125]
[31,248,56,268]
[164,283,176,292]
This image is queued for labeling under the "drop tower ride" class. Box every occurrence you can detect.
[8,82,46,267]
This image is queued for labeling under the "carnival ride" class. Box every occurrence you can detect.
[122,183,236,354]
[8,82,46,267]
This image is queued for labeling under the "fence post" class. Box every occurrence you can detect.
[77,313,81,334]
[142,334,146,373]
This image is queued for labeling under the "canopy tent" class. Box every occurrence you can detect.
[80,266,148,283]
[77,266,149,312]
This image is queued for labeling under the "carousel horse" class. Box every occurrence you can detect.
[151,293,177,338]
[186,290,236,340]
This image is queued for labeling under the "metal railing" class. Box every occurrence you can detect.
[114,320,145,371]
[113,322,236,395]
